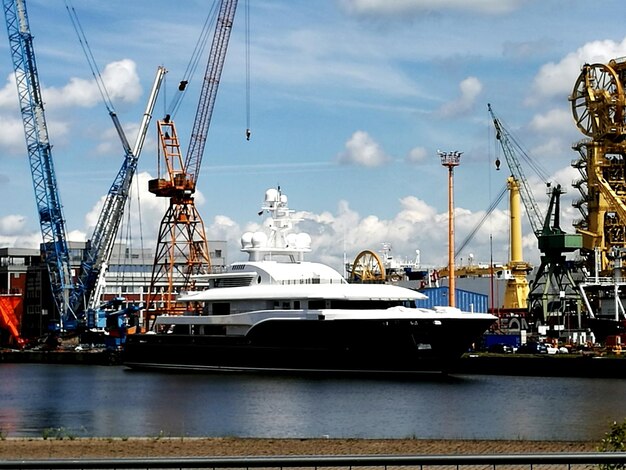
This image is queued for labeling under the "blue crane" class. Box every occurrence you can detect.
[3,0,77,328]
[4,0,166,333]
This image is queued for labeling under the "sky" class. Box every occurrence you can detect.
[1,0,626,274]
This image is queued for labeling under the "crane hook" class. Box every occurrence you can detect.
[495,158,501,170]
[246,128,251,141]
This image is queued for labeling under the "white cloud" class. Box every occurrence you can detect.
[0,75,71,155]
[340,0,524,16]
[0,215,42,249]
[0,116,29,154]
[43,59,142,109]
[252,30,422,98]
[0,214,27,236]
[0,60,136,157]
[100,60,143,104]
[337,130,391,167]
[528,137,571,164]
[437,76,482,117]
[0,74,19,109]
[406,146,428,164]
[528,108,573,134]
[528,38,626,105]
[291,196,514,272]
[0,232,42,249]
[67,229,87,243]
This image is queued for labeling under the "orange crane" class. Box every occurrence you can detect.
[145,0,238,328]
[0,295,24,347]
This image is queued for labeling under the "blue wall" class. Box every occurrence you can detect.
[416,286,488,313]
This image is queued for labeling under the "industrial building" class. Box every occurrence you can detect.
[0,240,226,346]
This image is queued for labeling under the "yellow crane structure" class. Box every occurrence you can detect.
[570,58,626,273]
[436,176,531,313]
[503,176,532,311]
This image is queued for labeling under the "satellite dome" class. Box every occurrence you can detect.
[295,232,311,249]
[241,232,253,248]
[251,231,268,247]
[265,188,279,203]
[286,233,298,247]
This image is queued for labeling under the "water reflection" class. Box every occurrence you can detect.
[0,363,624,440]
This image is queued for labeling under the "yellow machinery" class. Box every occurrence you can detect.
[571,58,626,274]
[349,250,386,283]
[503,176,532,310]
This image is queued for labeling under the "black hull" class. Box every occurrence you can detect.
[123,317,494,375]
[453,354,626,378]
[587,318,626,343]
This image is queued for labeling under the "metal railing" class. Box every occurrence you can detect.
[1,452,626,470]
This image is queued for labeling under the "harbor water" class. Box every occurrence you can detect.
[1,363,624,441]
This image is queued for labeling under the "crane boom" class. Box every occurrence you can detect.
[76,66,167,314]
[488,103,544,237]
[3,0,76,326]
[184,0,237,187]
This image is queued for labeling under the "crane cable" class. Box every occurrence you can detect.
[245,0,251,140]
[64,0,115,114]
[167,1,220,119]
[455,183,508,259]
[64,1,148,296]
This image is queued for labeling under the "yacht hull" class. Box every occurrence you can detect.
[123,316,494,374]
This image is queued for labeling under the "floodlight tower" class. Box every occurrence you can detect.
[439,150,462,307]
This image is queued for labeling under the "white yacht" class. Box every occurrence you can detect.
[123,188,496,374]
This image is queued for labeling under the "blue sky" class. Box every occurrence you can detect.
[1,0,626,273]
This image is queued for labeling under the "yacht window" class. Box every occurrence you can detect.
[213,303,230,315]
[282,301,290,309]
[309,300,325,309]
[329,299,404,309]
[172,324,190,334]
[294,300,300,309]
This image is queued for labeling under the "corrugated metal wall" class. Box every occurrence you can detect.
[416,286,488,313]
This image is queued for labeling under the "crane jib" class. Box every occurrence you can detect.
[184,0,238,185]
